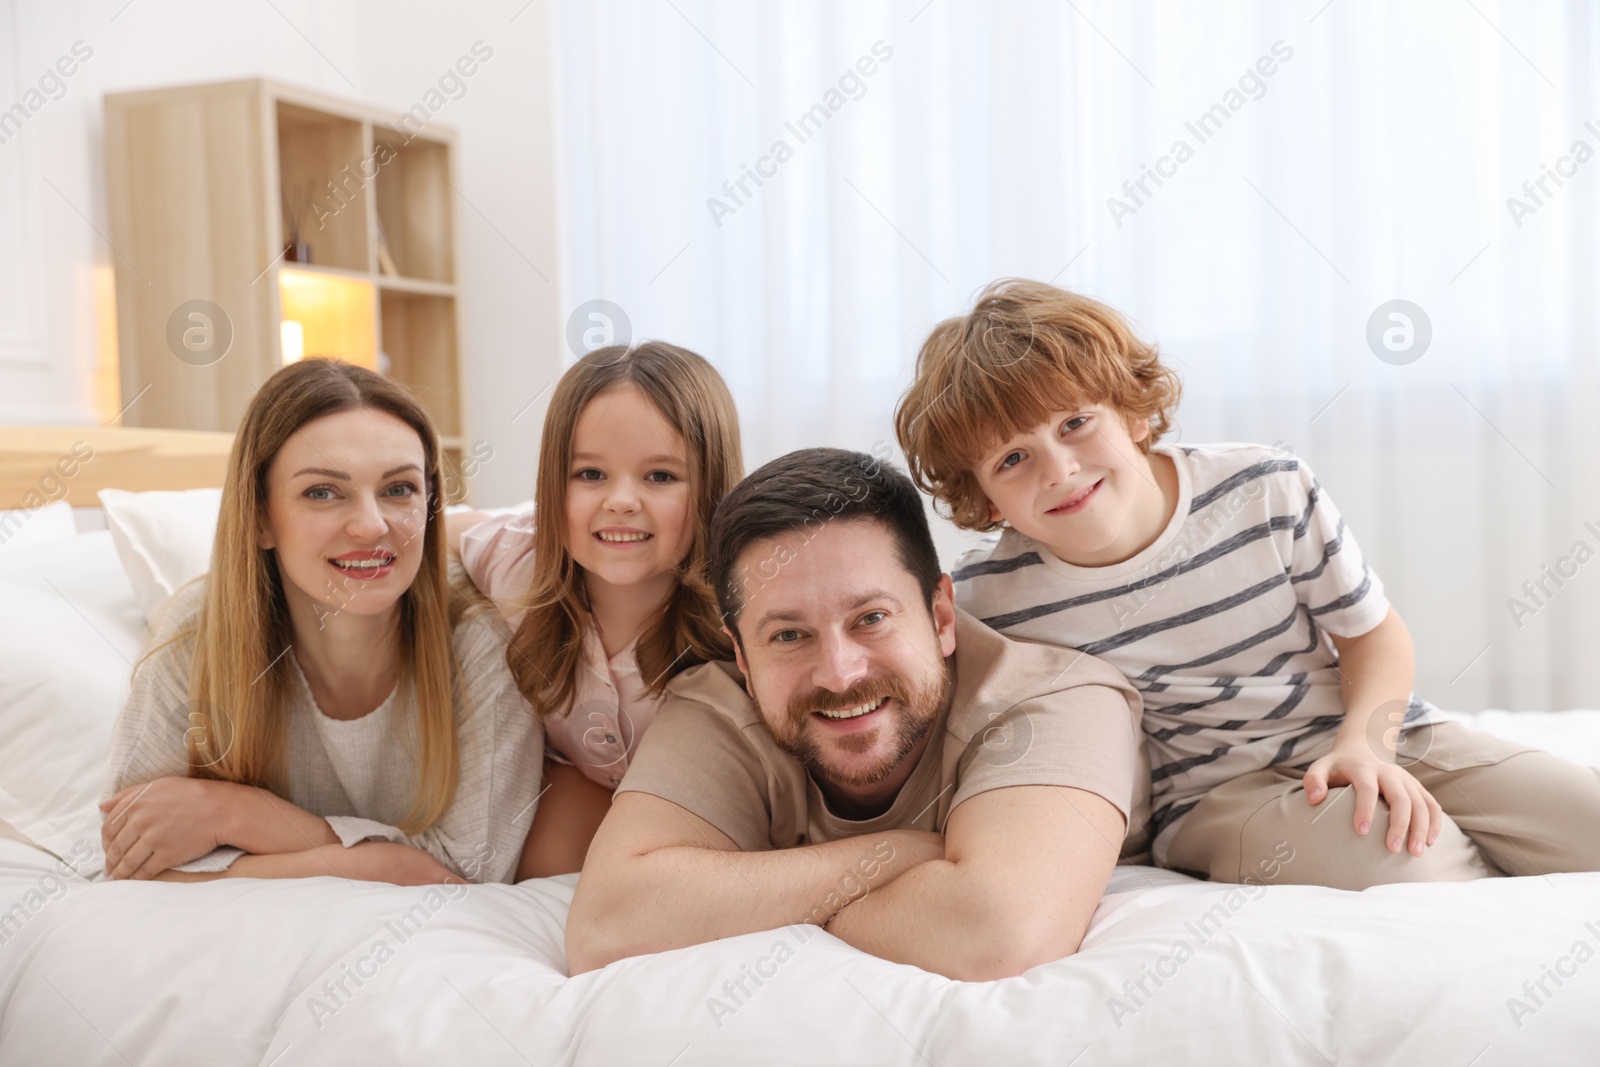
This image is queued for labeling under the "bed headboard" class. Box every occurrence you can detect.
[0,426,234,510]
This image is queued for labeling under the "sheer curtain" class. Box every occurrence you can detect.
[550,0,1600,712]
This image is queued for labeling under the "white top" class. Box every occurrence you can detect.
[953,441,1448,862]
[102,579,544,883]
[459,509,665,788]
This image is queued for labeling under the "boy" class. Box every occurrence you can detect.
[895,278,1600,889]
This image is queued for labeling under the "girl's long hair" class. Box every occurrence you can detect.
[167,358,459,834]
[509,342,743,719]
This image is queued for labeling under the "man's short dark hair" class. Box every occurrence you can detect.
[709,447,943,641]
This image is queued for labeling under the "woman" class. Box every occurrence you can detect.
[100,359,542,884]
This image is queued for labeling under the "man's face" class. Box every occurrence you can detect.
[729,519,958,803]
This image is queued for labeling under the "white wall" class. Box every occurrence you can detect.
[0,0,562,508]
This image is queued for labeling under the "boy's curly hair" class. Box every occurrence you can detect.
[895,278,1182,531]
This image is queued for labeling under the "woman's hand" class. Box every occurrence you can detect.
[99,776,224,879]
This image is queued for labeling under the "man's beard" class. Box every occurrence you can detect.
[758,657,951,789]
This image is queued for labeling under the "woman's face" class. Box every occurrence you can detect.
[257,407,430,626]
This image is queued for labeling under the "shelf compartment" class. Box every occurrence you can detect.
[372,132,454,284]
[379,289,459,438]
[276,101,370,272]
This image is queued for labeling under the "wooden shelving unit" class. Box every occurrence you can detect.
[103,78,470,502]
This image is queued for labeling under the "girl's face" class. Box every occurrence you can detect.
[565,382,696,596]
[257,407,430,625]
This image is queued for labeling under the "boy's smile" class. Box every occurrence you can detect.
[1047,478,1103,515]
[975,403,1179,568]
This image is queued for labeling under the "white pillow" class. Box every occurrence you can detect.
[0,499,77,554]
[0,531,146,873]
[98,487,221,621]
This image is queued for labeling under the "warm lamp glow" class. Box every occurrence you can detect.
[280,320,305,365]
[276,268,378,369]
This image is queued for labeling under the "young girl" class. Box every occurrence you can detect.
[448,342,743,878]
[100,359,542,885]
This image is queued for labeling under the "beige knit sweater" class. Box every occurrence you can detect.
[102,580,543,883]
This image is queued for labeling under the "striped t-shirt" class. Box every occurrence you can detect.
[952,441,1446,862]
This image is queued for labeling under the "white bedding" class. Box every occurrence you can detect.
[2,527,1598,1065]
[2,834,1597,1065]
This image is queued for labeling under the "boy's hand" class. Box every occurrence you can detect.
[1302,742,1443,856]
[99,776,223,879]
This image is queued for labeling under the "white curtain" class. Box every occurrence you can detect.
[550,0,1600,712]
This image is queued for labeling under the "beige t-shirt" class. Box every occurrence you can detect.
[616,608,1149,852]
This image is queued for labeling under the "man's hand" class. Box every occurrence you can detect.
[1302,740,1443,856]
[567,794,943,974]
[100,777,225,879]
[820,785,1125,981]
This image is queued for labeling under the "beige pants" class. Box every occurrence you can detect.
[1163,721,1600,890]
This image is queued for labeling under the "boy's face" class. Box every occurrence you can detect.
[973,403,1171,567]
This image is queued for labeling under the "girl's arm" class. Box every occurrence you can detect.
[1302,607,1444,856]
[516,759,614,879]
[445,509,490,555]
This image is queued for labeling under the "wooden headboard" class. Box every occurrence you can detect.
[0,426,234,509]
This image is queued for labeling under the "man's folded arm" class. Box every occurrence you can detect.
[822,784,1125,981]
[565,791,943,974]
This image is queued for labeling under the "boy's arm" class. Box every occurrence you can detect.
[823,784,1124,981]
[564,792,944,974]
[1303,607,1444,855]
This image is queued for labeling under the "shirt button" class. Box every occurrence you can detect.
[604,733,617,744]
[609,775,621,785]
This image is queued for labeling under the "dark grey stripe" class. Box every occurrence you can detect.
[1081,573,1290,658]
[1134,608,1302,682]
[1307,566,1372,616]
[1188,459,1298,514]
[1254,613,1322,675]
[1290,480,1323,541]
[1151,743,1235,784]
[951,551,1042,582]
[1150,718,1251,743]
[1146,685,1243,716]
[1289,517,1347,585]
[1260,680,1310,721]
[1269,715,1343,764]
[1151,798,1202,837]
[972,518,1292,630]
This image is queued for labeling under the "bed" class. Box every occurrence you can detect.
[0,428,1596,1065]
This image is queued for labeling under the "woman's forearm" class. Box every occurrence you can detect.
[210,782,341,855]
[156,843,462,885]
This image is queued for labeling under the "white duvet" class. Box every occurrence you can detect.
[2,531,1598,1065]
[2,792,1599,1065]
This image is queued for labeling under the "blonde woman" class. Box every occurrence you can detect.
[100,359,541,885]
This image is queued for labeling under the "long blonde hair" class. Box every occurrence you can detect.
[510,342,743,719]
[172,358,459,833]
